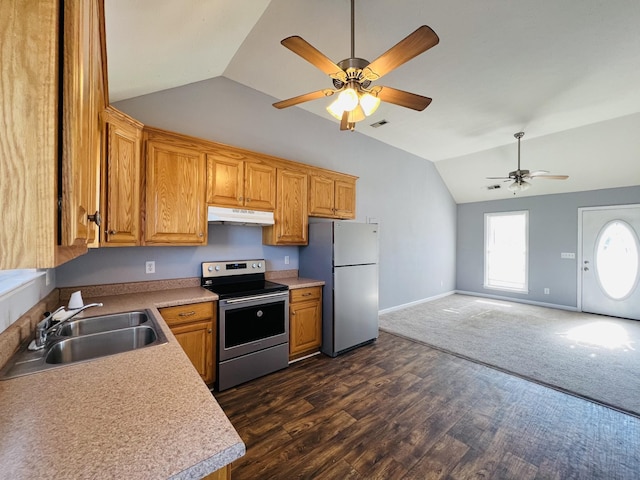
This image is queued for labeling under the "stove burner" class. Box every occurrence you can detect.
[201,260,287,299]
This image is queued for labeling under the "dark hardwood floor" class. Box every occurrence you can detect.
[214,332,640,479]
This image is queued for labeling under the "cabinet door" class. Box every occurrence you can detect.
[244,161,276,210]
[0,0,58,269]
[334,179,356,219]
[170,320,215,384]
[290,287,322,359]
[264,169,308,245]
[101,107,143,246]
[145,139,207,245]
[206,154,244,207]
[61,0,104,248]
[308,175,335,217]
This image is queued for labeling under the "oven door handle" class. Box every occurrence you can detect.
[222,292,288,305]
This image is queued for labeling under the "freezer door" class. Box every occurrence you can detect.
[332,263,379,354]
[333,222,378,266]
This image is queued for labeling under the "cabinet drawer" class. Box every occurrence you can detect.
[290,287,321,304]
[159,302,214,326]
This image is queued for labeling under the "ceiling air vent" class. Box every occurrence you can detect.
[370,119,389,128]
[487,184,502,190]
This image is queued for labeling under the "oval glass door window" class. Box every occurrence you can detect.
[595,220,639,300]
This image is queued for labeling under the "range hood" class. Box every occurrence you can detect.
[207,206,274,226]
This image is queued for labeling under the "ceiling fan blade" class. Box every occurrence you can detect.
[486,176,513,180]
[533,174,569,180]
[361,25,439,81]
[281,36,347,82]
[526,170,550,177]
[273,89,335,109]
[373,86,432,111]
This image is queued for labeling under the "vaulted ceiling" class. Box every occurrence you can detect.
[105,0,640,203]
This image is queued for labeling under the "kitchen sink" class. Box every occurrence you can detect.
[45,326,158,364]
[55,311,149,336]
[0,309,167,379]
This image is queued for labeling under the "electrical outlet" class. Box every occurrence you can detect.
[284,256,290,265]
[544,288,550,295]
[560,252,576,259]
[145,261,155,274]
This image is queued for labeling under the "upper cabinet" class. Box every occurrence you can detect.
[143,128,208,246]
[263,169,308,246]
[308,173,356,220]
[206,147,276,211]
[0,0,107,269]
[61,0,106,251]
[100,106,143,246]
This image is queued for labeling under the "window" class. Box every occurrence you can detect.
[0,269,41,297]
[484,211,528,293]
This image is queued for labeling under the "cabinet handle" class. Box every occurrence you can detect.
[246,198,251,202]
[302,293,312,296]
[178,311,196,317]
[107,229,116,235]
[87,211,102,226]
[207,329,212,334]
[198,232,204,237]
[238,196,243,201]
[291,312,296,315]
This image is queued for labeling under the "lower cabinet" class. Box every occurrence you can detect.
[289,287,322,361]
[202,464,231,480]
[159,302,216,385]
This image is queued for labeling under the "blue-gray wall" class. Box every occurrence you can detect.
[456,186,640,307]
[56,77,457,311]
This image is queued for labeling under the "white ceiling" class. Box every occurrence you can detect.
[105,0,640,203]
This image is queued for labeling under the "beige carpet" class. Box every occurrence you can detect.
[379,294,640,417]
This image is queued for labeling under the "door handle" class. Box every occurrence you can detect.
[583,267,589,271]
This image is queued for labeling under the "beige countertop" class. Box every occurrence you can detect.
[274,277,325,289]
[0,287,245,480]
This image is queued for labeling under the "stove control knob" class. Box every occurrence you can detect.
[258,262,263,268]
[207,266,213,272]
[215,266,221,271]
[252,263,257,268]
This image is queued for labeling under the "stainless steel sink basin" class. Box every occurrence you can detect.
[0,309,167,379]
[46,326,158,364]
[55,311,149,336]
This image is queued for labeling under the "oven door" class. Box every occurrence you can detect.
[218,291,289,361]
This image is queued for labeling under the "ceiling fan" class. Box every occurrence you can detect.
[487,132,569,192]
[272,0,439,131]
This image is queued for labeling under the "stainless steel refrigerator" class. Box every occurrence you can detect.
[299,221,379,357]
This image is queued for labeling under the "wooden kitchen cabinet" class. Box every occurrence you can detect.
[263,169,308,245]
[308,173,356,219]
[61,0,106,250]
[160,302,216,385]
[100,106,143,246]
[206,148,276,211]
[144,128,208,245]
[0,0,107,268]
[289,287,323,361]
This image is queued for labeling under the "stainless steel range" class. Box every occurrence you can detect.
[201,260,289,391]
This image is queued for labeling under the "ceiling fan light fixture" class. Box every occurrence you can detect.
[359,92,381,116]
[508,180,531,192]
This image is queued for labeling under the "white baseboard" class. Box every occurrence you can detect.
[378,290,456,315]
[454,290,578,311]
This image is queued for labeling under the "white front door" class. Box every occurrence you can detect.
[580,205,640,320]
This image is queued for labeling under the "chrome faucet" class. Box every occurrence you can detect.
[31,303,104,350]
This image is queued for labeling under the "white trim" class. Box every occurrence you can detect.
[0,270,44,299]
[455,290,578,311]
[378,291,456,315]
